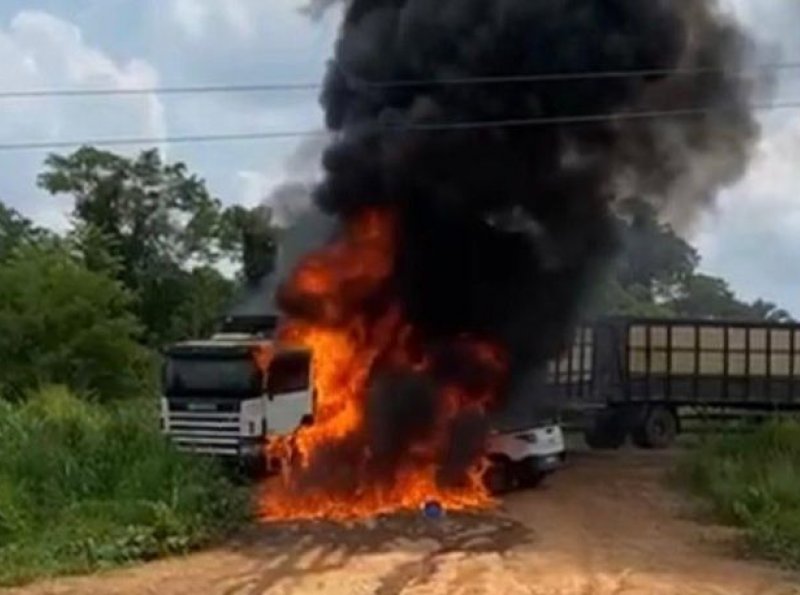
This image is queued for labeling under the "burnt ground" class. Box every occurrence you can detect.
[5,450,800,595]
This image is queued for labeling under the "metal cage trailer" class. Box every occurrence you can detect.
[547,317,800,449]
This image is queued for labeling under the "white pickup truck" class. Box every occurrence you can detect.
[484,422,566,494]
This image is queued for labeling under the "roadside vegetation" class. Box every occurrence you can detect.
[679,421,800,568]
[0,150,274,585]
[0,386,248,586]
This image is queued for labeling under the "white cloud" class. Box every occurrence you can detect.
[695,113,800,313]
[0,10,165,227]
[170,0,208,39]
[170,0,308,42]
[233,134,326,224]
[687,2,800,314]
[236,169,278,208]
[153,0,333,211]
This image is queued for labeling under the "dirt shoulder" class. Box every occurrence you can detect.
[6,450,799,595]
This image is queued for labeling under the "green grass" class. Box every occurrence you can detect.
[678,420,800,568]
[0,386,249,586]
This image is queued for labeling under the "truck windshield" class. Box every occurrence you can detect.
[164,357,262,397]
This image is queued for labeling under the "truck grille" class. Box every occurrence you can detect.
[165,400,240,456]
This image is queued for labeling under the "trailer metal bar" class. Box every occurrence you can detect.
[666,324,673,400]
[791,328,797,402]
[567,328,574,399]
[693,322,700,402]
[646,324,653,401]
[723,325,730,401]
[745,326,751,403]
[766,327,773,403]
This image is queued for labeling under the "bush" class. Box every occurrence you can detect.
[0,386,249,586]
[679,421,800,567]
[0,245,153,402]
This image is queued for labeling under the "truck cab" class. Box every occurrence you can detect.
[160,316,313,471]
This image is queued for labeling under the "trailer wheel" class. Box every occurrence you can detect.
[632,406,678,450]
[584,409,627,450]
[484,457,513,495]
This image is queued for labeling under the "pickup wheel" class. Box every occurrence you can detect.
[515,458,545,489]
[484,457,513,495]
[632,406,678,449]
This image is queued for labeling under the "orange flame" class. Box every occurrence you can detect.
[260,209,507,521]
[250,343,274,376]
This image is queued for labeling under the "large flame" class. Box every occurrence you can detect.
[260,209,507,521]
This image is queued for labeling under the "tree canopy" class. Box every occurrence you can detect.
[0,203,54,261]
[0,244,150,402]
[35,147,276,345]
[596,197,794,322]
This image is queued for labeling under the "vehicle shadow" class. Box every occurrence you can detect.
[221,511,534,595]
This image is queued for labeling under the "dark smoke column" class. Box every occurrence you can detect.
[300,0,761,390]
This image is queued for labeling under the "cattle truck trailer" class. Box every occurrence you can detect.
[544,317,800,449]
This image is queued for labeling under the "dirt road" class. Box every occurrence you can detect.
[6,450,799,595]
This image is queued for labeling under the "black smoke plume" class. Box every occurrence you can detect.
[278,0,763,490]
[296,0,761,378]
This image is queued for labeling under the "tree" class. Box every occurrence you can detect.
[598,198,794,322]
[0,201,54,261]
[37,148,238,344]
[164,266,237,339]
[0,245,151,402]
[670,274,749,319]
[588,277,675,318]
[38,148,227,271]
[614,198,699,302]
[746,299,793,324]
[219,204,278,283]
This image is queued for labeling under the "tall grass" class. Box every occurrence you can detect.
[0,386,249,586]
[679,420,800,567]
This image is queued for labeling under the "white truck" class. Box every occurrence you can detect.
[160,316,313,473]
[160,315,565,489]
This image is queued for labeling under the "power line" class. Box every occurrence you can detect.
[1,99,799,153]
[0,130,324,152]
[363,61,800,88]
[0,81,319,100]
[1,61,799,100]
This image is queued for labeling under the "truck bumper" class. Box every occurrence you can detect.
[526,452,566,474]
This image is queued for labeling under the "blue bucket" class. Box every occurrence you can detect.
[421,500,444,519]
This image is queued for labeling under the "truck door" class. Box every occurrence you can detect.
[265,351,314,434]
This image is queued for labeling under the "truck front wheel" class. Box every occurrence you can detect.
[632,406,679,449]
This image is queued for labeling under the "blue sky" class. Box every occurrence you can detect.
[0,0,798,315]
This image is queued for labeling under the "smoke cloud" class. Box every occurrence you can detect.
[272,0,765,501]
[265,135,329,227]
[297,0,763,379]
